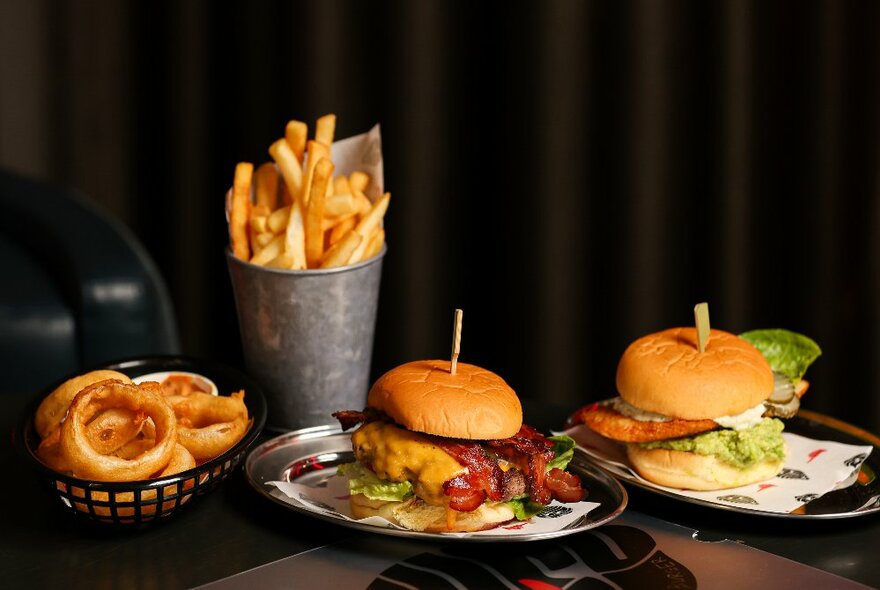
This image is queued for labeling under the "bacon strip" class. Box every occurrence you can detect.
[332,408,585,510]
[331,407,385,431]
[546,467,586,502]
[435,440,504,509]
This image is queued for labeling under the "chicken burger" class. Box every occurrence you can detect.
[571,327,820,491]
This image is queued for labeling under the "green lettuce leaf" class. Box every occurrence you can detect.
[739,329,822,383]
[337,462,413,501]
[507,496,546,520]
[547,434,577,471]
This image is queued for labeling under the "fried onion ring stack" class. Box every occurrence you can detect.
[32,372,251,483]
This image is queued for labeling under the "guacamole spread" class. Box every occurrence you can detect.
[639,418,786,469]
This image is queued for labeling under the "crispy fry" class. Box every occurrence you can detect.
[267,205,291,234]
[349,171,371,194]
[305,158,334,268]
[333,175,351,196]
[266,253,294,269]
[268,139,303,207]
[285,120,308,162]
[327,215,357,243]
[321,230,363,268]
[255,231,275,249]
[250,232,261,257]
[230,162,253,261]
[354,193,390,238]
[351,188,373,216]
[348,193,390,263]
[364,227,385,260]
[283,198,307,269]
[249,204,270,234]
[248,203,269,256]
[302,140,329,207]
[254,163,279,210]
[322,212,356,232]
[324,192,358,218]
[280,181,292,206]
[250,234,284,266]
[315,114,337,147]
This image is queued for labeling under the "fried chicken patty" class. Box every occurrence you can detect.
[572,402,718,442]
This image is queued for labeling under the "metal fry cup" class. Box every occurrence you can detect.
[226,246,385,431]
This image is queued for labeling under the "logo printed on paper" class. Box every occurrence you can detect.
[845,453,867,469]
[778,468,809,480]
[537,506,573,518]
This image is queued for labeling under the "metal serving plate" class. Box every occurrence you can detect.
[577,409,880,519]
[245,425,628,542]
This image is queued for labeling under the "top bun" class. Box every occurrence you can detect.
[616,328,773,420]
[368,360,522,439]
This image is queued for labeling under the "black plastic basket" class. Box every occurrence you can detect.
[15,356,267,525]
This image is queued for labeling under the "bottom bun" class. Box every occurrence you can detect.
[626,444,786,491]
[349,494,515,532]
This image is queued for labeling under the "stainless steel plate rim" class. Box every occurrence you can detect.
[245,424,628,542]
[588,411,880,520]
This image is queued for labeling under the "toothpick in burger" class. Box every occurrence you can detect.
[332,360,586,532]
[570,328,821,491]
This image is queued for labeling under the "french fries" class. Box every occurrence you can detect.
[228,115,388,270]
[230,163,254,261]
[305,158,334,267]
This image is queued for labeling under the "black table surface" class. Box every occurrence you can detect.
[4,392,880,589]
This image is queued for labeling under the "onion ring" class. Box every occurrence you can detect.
[34,371,132,438]
[85,408,147,455]
[166,391,248,427]
[35,432,70,472]
[173,391,249,460]
[112,434,154,460]
[160,374,214,397]
[60,381,177,481]
[36,407,146,471]
[83,445,197,519]
[177,417,248,460]
[155,443,196,477]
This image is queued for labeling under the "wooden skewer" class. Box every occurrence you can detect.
[450,308,463,375]
[694,302,710,353]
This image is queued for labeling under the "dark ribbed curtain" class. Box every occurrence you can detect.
[2,1,878,432]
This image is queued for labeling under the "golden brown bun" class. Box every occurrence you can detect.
[626,444,786,491]
[616,328,774,420]
[349,494,515,532]
[368,360,522,439]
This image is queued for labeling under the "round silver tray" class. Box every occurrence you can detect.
[572,409,880,519]
[245,424,628,542]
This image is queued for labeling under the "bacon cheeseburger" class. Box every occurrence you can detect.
[571,328,821,491]
[333,360,585,532]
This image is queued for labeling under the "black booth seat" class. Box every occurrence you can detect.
[0,169,179,396]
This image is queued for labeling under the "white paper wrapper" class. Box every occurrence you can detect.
[559,423,873,513]
[267,473,600,539]
[326,124,384,200]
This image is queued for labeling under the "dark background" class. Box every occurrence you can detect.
[2,1,879,432]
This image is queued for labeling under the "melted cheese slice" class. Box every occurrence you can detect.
[351,422,464,506]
